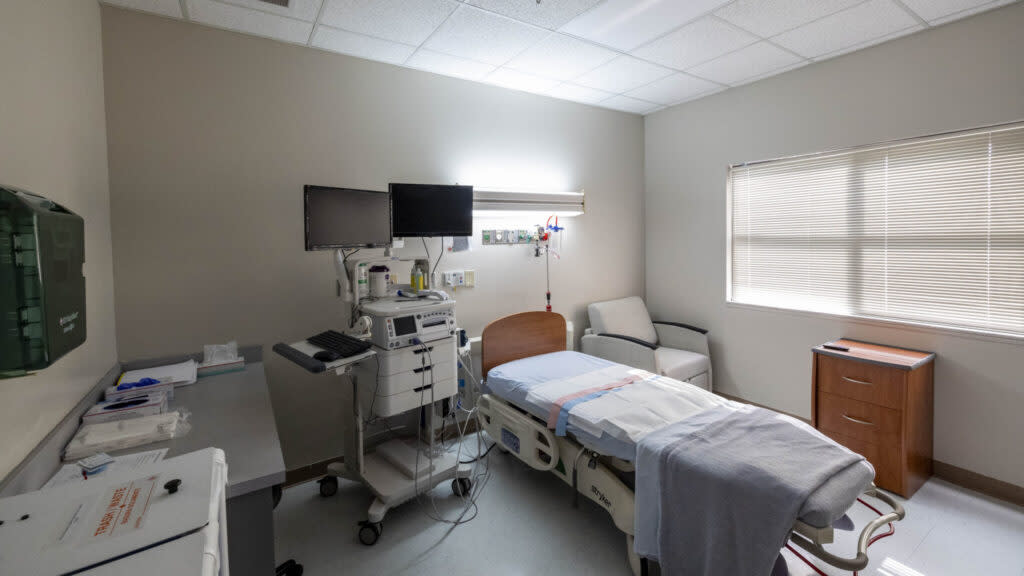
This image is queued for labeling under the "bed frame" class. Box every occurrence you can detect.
[479,311,905,576]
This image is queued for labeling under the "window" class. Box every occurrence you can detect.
[728,122,1024,338]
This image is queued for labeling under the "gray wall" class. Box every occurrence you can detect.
[645,3,1024,487]
[100,7,645,470]
[0,1,118,479]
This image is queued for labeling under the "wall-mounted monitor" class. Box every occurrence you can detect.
[304,185,392,250]
[389,183,473,237]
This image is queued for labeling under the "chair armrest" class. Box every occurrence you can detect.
[652,321,710,356]
[652,320,707,335]
[580,334,657,372]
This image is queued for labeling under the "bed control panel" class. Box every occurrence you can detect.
[501,428,521,454]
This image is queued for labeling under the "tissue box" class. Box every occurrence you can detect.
[83,391,168,424]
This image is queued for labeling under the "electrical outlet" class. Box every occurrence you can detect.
[505,230,517,244]
[482,230,494,245]
[443,270,467,287]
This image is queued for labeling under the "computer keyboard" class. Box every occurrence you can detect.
[306,330,373,358]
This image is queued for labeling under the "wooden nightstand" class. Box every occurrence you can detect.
[812,339,935,498]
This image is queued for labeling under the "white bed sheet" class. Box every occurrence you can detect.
[484,351,875,527]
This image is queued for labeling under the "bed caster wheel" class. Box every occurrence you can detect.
[318,476,338,498]
[358,521,382,546]
[451,477,472,496]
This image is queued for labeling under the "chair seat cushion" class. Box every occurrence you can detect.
[654,347,709,381]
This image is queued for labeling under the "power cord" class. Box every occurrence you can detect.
[411,337,492,526]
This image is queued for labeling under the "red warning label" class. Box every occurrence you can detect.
[91,475,157,539]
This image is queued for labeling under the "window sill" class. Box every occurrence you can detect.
[724,300,1024,347]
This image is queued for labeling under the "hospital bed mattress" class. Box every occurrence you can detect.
[485,351,875,528]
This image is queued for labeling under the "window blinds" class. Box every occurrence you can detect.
[729,123,1024,337]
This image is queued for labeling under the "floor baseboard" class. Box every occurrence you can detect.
[933,460,1024,507]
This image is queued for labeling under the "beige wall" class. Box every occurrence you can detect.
[645,3,1024,487]
[0,1,117,479]
[100,7,645,469]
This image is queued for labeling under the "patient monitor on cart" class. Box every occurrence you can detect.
[355,297,459,417]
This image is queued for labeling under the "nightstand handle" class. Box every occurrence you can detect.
[842,414,875,426]
[841,376,873,386]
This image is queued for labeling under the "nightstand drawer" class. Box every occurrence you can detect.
[817,354,904,409]
[818,392,901,445]
[820,428,900,492]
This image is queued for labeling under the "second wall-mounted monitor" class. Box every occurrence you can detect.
[390,183,473,237]
[304,185,392,250]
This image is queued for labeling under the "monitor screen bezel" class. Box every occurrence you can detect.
[303,185,393,251]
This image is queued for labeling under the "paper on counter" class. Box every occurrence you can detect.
[41,448,168,491]
[119,359,197,389]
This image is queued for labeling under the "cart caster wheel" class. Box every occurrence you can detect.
[358,521,382,546]
[276,559,304,576]
[318,476,338,498]
[451,477,472,496]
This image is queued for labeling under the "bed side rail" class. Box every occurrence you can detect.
[478,394,559,471]
[788,486,906,572]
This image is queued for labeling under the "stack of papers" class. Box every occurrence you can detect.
[120,359,197,387]
[107,360,198,401]
[42,449,167,490]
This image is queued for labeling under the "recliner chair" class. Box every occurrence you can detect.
[581,296,712,391]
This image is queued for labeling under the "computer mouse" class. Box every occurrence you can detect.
[314,350,341,362]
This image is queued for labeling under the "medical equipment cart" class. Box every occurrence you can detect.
[274,326,472,546]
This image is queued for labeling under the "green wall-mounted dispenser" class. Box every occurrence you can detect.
[1,185,86,377]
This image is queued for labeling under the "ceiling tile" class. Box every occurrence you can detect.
[485,68,561,94]
[505,33,618,80]
[625,72,721,105]
[600,95,661,115]
[101,0,183,19]
[405,49,496,80]
[423,5,549,66]
[631,16,758,71]
[186,0,314,44]
[560,0,734,51]
[714,0,863,37]
[213,0,323,22]
[900,0,1010,22]
[319,0,458,45]
[687,41,803,86]
[772,0,920,59]
[575,55,674,93]
[312,25,417,64]
[543,82,615,104]
[465,0,604,29]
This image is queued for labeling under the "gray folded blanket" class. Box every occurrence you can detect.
[634,405,864,576]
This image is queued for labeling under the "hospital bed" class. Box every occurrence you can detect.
[477,311,904,575]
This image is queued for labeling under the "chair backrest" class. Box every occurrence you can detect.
[587,296,658,345]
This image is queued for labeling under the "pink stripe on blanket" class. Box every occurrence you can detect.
[546,374,642,428]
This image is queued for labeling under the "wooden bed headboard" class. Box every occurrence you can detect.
[481,311,567,379]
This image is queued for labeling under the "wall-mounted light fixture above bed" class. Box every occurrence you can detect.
[472,189,585,219]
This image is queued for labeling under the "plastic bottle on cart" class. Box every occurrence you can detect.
[411,267,424,292]
[356,262,369,298]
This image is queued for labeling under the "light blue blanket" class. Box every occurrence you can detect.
[634,405,865,576]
